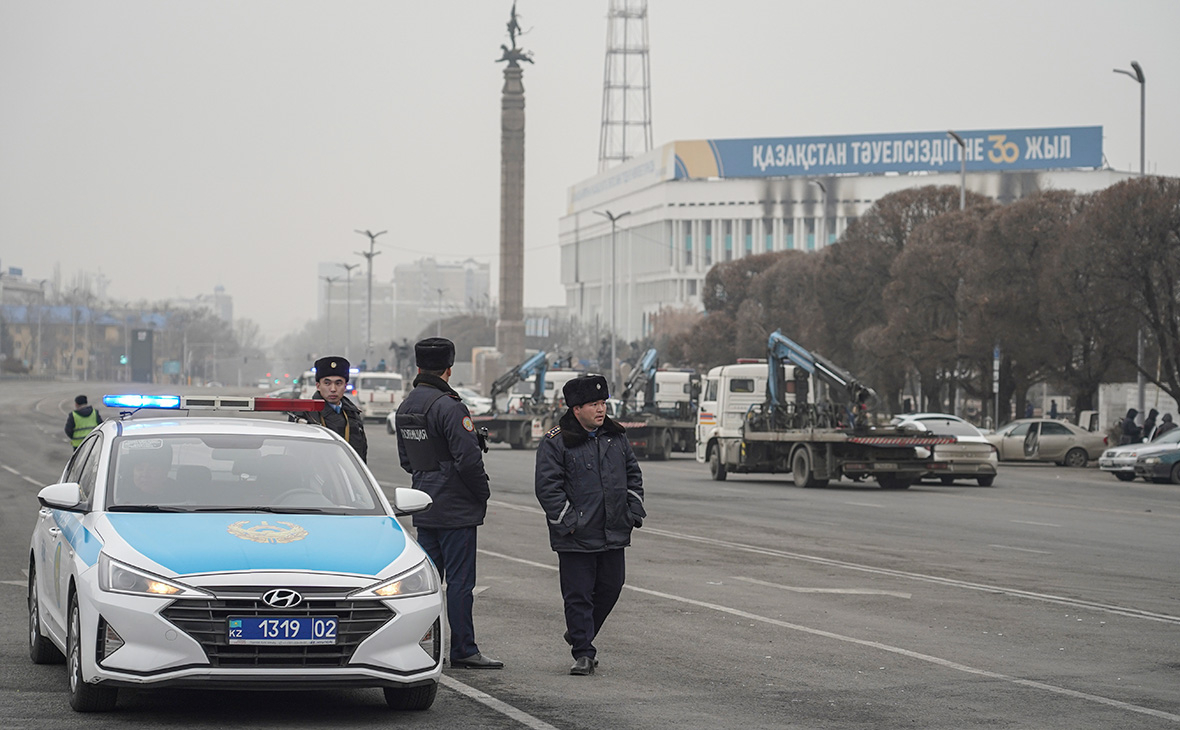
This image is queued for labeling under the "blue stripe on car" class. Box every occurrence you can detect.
[105,514,407,576]
[52,510,103,567]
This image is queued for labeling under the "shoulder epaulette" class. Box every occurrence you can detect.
[546,425,562,438]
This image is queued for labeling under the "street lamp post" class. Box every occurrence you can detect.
[321,275,338,351]
[947,131,966,211]
[1114,61,1146,419]
[808,180,827,248]
[339,262,360,359]
[436,288,445,337]
[354,229,387,358]
[594,209,630,391]
[946,131,968,417]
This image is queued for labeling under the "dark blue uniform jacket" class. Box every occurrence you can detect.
[534,409,645,553]
[396,375,490,529]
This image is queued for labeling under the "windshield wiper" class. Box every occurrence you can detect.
[108,505,188,512]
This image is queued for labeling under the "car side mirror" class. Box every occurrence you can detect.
[38,482,84,512]
[392,487,433,516]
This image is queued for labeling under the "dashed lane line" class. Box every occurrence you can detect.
[438,675,560,730]
[479,547,1180,724]
[1,465,19,475]
[989,545,1053,555]
[734,576,911,598]
[22,476,41,486]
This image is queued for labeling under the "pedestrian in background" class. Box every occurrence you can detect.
[1153,413,1177,440]
[1120,408,1141,445]
[289,356,368,462]
[65,395,102,449]
[395,337,501,670]
[535,374,645,676]
[1142,408,1159,442]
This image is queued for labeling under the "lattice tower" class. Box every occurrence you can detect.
[598,0,653,172]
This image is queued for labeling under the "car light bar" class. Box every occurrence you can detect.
[103,395,182,409]
[104,394,324,412]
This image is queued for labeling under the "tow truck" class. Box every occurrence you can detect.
[472,351,565,450]
[696,330,955,489]
[614,349,700,460]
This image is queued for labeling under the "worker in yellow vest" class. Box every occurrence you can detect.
[65,395,103,449]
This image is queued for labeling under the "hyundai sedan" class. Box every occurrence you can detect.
[28,396,442,712]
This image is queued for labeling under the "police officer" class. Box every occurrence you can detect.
[289,356,368,462]
[395,337,501,669]
[65,395,103,450]
[535,374,645,676]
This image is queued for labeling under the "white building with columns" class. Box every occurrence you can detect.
[558,126,1133,343]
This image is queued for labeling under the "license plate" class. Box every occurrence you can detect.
[228,616,338,645]
[872,463,898,470]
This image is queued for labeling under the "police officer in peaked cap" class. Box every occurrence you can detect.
[394,337,502,669]
[289,356,368,462]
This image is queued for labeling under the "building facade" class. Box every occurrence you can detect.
[393,258,491,340]
[559,127,1134,343]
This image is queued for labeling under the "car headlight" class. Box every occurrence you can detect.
[98,553,210,598]
[349,560,439,599]
[1142,457,1161,465]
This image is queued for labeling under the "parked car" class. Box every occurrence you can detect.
[894,414,998,486]
[29,395,443,712]
[1134,448,1180,484]
[453,386,494,416]
[260,385,300,399]
[984,418,1108,467]
[1099,428,1180,481]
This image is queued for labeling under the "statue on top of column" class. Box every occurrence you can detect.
[497,1,533,66]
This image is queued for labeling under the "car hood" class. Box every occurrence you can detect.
[101,514,408,578]
[1133,442,1180,458]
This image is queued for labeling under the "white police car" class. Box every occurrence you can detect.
[28,394,442,712]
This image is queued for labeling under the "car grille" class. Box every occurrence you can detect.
[161,594,394,668]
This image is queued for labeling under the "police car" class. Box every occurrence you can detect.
[28,394,443,712]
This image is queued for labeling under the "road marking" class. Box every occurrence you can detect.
[989,545,1052,555]
[1,465,19,475]
[439,675,560,730]
[1,580,25,587]
[734,576,911,598]
[843,501,884,508]
[480,548,1180,723]
[718,486,757,495]
[487,499,1180,625]
[1010,520,1061,527]
[22,476,41,485]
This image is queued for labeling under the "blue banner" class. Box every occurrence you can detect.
[672,127,1102,179]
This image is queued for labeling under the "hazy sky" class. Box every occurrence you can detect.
[3,1,1178,341]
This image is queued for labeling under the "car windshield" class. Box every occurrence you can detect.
[106,434,383,514]
[1153,428,1180,444]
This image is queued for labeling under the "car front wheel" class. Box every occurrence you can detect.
[1171,462,1180,485]
[1113,472,1135,482]
[68,595,117,712]
[384,682,438,711]
[28,564,64,664]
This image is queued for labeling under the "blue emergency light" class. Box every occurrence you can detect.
[103,394,183,409]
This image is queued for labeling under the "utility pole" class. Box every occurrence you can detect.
[354,229,386,358]
[1113,61,1146,421]
[594,209,630,392]
[339,262,360,359]
[436,288,445,336]
[321,275,339,351]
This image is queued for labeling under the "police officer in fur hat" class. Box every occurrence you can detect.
[289,356,368,462]
[535,373,645,676]
[395,337,501,669]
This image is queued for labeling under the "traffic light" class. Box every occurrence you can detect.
[119,355,127,365]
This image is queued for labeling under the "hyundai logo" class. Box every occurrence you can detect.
[262,589,303,608]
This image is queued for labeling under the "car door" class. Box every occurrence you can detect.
[37,435,95,639]
[696,377,719,461]
[1037,421,1075,462]
[1023,422,1041,459]
[1000,422,1031,460]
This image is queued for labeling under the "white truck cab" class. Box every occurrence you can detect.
[696,362,771,462]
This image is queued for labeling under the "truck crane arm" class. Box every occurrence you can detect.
[620,348,659,411]
[489,350,550,408]
[766,330,876,427]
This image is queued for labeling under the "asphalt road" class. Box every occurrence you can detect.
[2,381,1178,729]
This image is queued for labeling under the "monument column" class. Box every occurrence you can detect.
[495,5,531,366]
